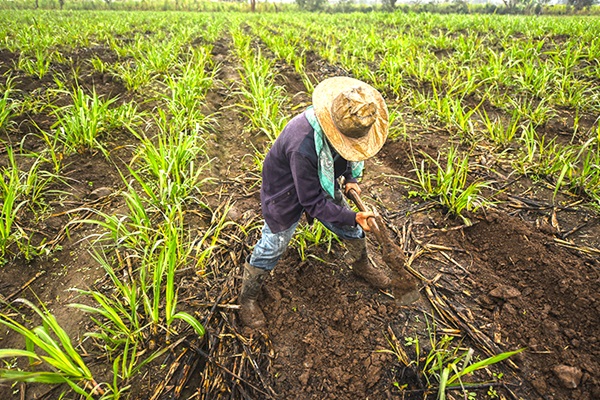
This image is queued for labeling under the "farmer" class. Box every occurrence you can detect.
[239,76,391,329]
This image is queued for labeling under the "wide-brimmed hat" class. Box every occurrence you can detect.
[312,76,388,162]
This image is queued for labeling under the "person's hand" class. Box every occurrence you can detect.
[345,182,361,196]
[356,211,375,232]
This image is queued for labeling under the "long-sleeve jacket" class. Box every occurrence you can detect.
[261,111,358,233]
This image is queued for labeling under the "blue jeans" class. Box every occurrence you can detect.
[249,191,364,271]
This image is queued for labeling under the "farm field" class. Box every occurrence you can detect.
[0,9,599,400]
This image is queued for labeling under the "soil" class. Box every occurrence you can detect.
[0,23,599,400]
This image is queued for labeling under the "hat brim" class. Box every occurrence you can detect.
[313,77,388,162]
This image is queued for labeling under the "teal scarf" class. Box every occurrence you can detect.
[305,106,364,198]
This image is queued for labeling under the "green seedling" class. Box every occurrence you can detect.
[52,86,135,155]
[479,108,522,148]
[0,76,17,131]
[0,148,59,263]
[0,148,26,263]
[128,122,212,208]
[232,26,288,143]
[0,299,100,398]
[292,221,339,262]
[402,146,492,224]
[394,315,524,400]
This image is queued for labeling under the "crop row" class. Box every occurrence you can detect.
[0,11,232,399]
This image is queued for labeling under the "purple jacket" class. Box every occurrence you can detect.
[261,111,358,233]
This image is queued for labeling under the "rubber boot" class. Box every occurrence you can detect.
[346,237,392,289]
[239,261,269,329]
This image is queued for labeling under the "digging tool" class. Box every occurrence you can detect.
[346,188,420,305]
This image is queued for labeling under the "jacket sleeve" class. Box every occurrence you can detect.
[343,166,358,184]
[289,151,357,227]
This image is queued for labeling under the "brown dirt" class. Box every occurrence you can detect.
[0,28,599,400]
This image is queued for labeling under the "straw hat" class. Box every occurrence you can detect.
[312,76,388,162]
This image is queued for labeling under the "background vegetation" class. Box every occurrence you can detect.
[0,0,599,15]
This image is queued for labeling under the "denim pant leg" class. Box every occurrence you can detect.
[249,221,299,271]
[320,219,364,240]
[318,189,365,240]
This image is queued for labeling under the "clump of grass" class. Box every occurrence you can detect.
[479,108,522,148]
[0,299,101,398]
[75,210,206,346]
[231,27,288,143]
[161,47,217,133]
[72,203,207,397]
[550,138,600,204]
[15,48,59,79]
[128,123,213,209]
[388,106,409,141]
[0,148,59,263]
[70,250,145,351]
[0,149,27,262]
[0,76,18,131]
[291,221,340,262]
[111,61,154,92]
[402,146,492,225]
[384,315,524,400]
[52,86,138,155]
[512,127,600,205]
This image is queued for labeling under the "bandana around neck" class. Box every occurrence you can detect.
[305,106,364,198]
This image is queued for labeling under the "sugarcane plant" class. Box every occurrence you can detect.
[0,148,59,263]
[72,205,207,397]
[0,76,17,131]
[382,315,524,400]
[400,316,525,400]
[0,299,101,398]
[291,220,340,262]
[52,86,139,155]
[161,47,217,133]
[0,148,27,263]
[127,121,212,209]
[402,146,492,225]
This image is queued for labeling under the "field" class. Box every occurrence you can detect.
[0,9,599,400]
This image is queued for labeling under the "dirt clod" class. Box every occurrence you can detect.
[489,285,521,300]
[553,364,583,389]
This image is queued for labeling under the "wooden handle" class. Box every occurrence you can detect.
[346,188,381,233]
[346,188,367,212]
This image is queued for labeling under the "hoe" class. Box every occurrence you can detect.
[347,189,420,305]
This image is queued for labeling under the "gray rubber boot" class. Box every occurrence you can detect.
[346,237,392,289]
[239,261,269,329]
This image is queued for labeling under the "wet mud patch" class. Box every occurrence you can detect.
[434,211,600,399]
[378,135,449,175]
[257,249,422,399]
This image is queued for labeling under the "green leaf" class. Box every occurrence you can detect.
[0,349,40,360]
[447,348,525,386]
[0,370,68,384]
[172,312,205,337]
